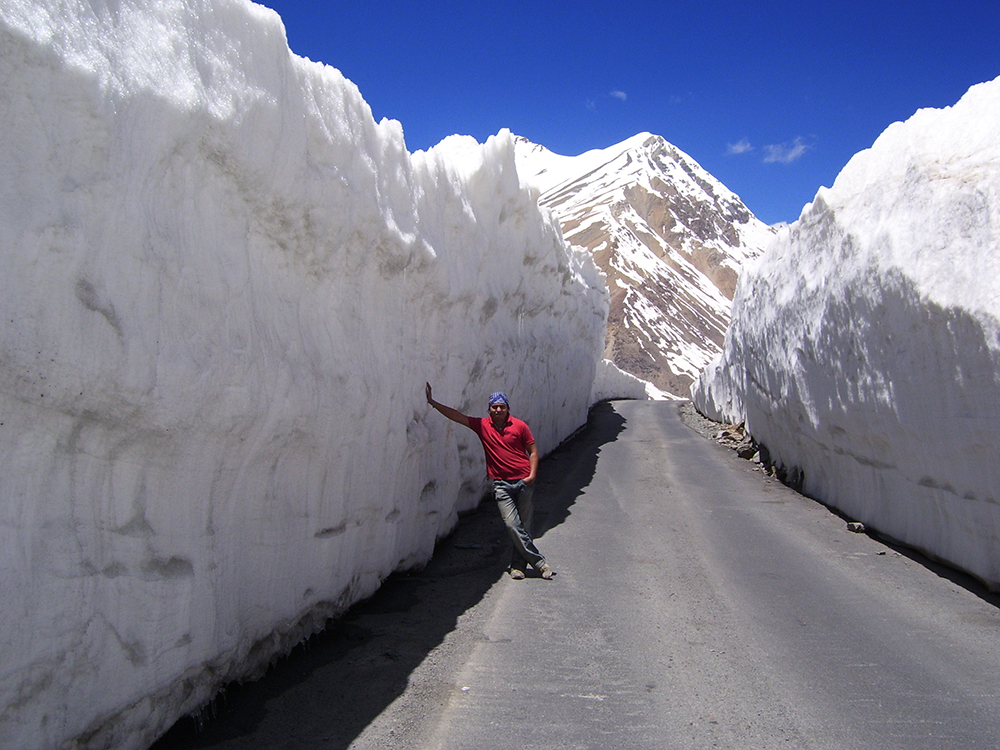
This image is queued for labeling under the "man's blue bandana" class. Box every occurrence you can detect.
[488,392,509,407]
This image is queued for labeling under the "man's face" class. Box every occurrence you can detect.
[489,402,509,423]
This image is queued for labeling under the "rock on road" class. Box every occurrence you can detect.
[155,400,1000,750]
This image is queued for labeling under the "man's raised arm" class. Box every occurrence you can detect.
[425,383,470,427]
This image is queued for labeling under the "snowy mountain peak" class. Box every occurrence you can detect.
[516,134,775,396]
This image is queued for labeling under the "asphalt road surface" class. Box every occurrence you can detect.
[154,400,1000,750]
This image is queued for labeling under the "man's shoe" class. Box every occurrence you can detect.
[509,567,526,580]
[537,562,555,580]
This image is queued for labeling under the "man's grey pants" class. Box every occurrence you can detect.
[492,479,546,570]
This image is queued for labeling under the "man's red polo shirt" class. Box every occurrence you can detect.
[468,416,534,481]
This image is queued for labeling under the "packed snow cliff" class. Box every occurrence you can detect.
[694,76,1000,589]
[0,1,620,748]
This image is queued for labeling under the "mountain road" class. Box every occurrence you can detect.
[154,399,1000,750]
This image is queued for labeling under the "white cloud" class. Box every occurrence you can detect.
[763,136,811,164]
[726,139,753,155]
[610,90,627,101]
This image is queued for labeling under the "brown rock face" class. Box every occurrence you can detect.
[518,134,775,396]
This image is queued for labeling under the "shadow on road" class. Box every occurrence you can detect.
[877,536,1000,609]
[150,400,628,749]
[533,400,626,539]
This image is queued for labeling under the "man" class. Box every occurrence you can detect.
[425,383,554,580]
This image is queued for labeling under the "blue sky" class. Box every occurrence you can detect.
[261,1,999,226]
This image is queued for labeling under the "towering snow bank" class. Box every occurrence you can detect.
[590,359,650,403]
[693,77,1000,588]
[0,1,607,748]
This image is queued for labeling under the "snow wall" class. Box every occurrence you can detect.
[693,76,1000,589]
[591,358,651,403]
[0,1,615,747]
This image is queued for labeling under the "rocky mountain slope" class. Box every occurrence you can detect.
[516,133,775,397]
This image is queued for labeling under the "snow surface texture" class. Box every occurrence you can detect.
[516,134,773,397]
[0,1,614,747]
[694,77,1000,589]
